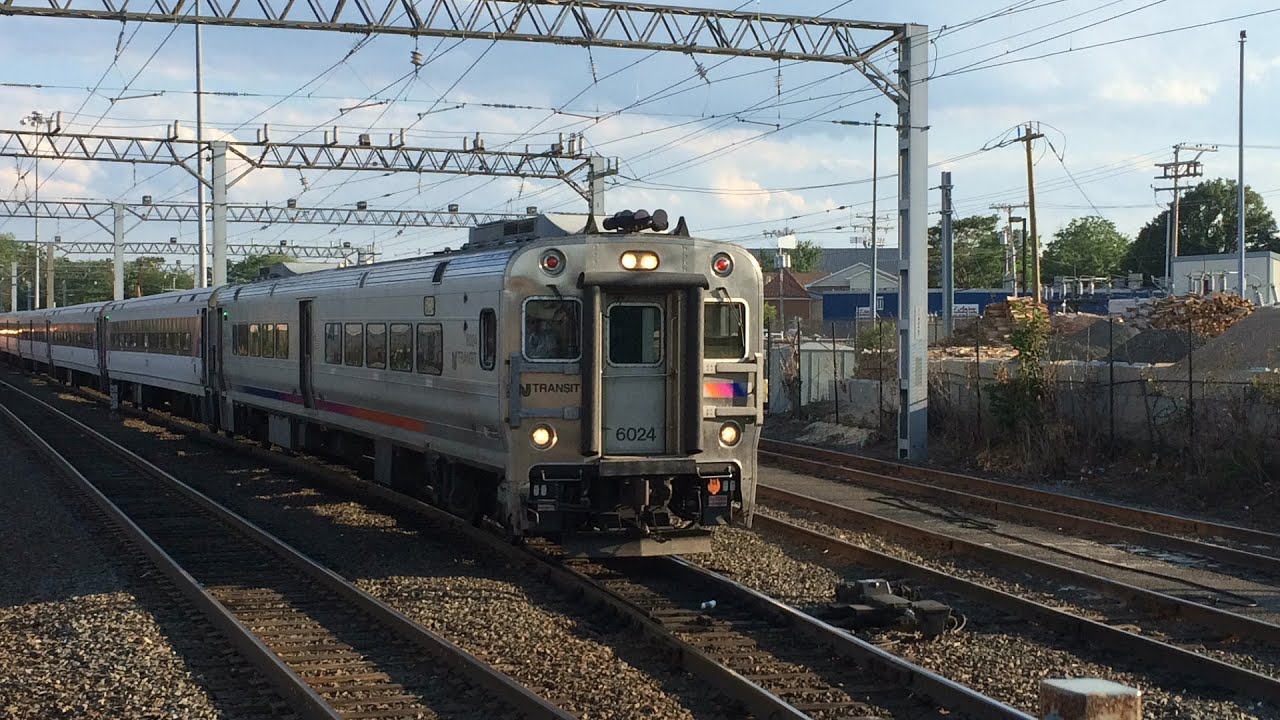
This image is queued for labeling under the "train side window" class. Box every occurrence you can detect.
[366,323,387,369]
[389,323,412,372]
[522,298,580,361]
[324,323,342,364]
[276,324,289,360]
[247,324,260,357]
[480,309,496,371]
[415,323,442,375]
[704,302,747,359]
[261,323,276,359]
[344,323,364,366]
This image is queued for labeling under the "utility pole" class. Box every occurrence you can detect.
[870,112,881,318]
[990,203,1028,294]
[940,171,954,336]
[44,241,54,308]
[1155,143,1215,292]
[1018,123,1046,299]
[195,0,208,288]
[1238,30,1248,298]
[8,261,15,311]
[763,228,797,334]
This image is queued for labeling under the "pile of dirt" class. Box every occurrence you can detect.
[1047,319,1141,361]
[1108,328,1205,365]
[1124,292,1255,337]
[1166,306,1280,376]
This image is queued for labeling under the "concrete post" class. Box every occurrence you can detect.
[112,203,125,301]
[588,155,608,225]
[211,141,228,287]
[941,171,954,337]
[8,261,16,311]
[896,24,929,461]
[44,242,55,308]
[1040,678,1140,720]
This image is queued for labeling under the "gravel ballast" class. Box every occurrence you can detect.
[0,415,283,720]
[699,516,1275,720]
[9,374,737,720]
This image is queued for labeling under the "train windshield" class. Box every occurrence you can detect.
[524,298,581,361]
[704,302,746,359]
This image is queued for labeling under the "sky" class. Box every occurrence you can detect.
[0,0,1278,270]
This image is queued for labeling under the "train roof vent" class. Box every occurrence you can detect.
[465,213,586,249]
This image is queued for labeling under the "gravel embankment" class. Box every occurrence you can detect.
[10,375,737,720]
[698,511,1277,720]
[0,414,285,720]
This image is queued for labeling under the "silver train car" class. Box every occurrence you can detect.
[0,211,764,557]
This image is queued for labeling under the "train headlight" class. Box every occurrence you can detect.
[718,421,741,447]
[539,249,566,276]
[620,251,659,271]
[712,252,734,277]
[530,424,557,450]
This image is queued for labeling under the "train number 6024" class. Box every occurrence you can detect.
[615,426,657,442]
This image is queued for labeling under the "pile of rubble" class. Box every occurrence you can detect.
[1123,292,1254,337]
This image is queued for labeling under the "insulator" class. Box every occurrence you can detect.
[410,50,424,67]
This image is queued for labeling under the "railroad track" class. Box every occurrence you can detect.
[760,438,1280,573]
[3,371,1031,720]
[0,378,569,720]
[752,440,1280,707]
[759,440,1280,626]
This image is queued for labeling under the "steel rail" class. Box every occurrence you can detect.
[751,511,1280,705]
[761,440,1280,576]
[17,374,1027,720]
[758,480,1280,646]
[762,438,1280,557]
[0,378,572,720]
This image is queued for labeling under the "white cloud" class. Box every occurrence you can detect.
[1097,74,1218,107]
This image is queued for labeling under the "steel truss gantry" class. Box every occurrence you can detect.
[0,125,608,288]
[0,198,532,301]
[0,0,931,458]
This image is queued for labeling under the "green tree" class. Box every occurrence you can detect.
[1125,179,1278,277]
[928,214,1006,288]
[227,253,295,284]
[1042,216,1130,278]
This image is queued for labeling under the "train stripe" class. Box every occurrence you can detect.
[703,381,749,399]
[236,385,428,434]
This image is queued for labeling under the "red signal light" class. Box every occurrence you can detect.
[712,253,733,277]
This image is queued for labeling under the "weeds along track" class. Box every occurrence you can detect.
[4,370,1031,720]
[0,378,570,720]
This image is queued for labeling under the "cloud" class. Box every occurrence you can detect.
[1096,73,1219,107]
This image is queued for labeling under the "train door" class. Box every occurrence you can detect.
[602,295,668,455]
[95,313,108,388]
[43,318,52,367]
[298,300,315,409]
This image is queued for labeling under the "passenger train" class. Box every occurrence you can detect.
[0,211,764,557]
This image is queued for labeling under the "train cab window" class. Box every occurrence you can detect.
[480,310,496,371]
[522,299,580,361]
[389,323,412,372]
[275,324,289,360]
[344,323,364,367]
[704,302,747,359]
[608,305,663,366]
[366,323,387,370]
[415,323,443,375]
[324,323,342,364]
[261,324,276,359]
[248,324,261,357]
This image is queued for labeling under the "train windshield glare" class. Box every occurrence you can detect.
[524,299,581,361]
[704,302,746,359]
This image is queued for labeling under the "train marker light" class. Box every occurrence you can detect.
[620,251,659,271]
[530,424,557,450]
[712,253,733,277]
[706,478,722,495]
[718,421,741,447]
[540,249,566,276]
